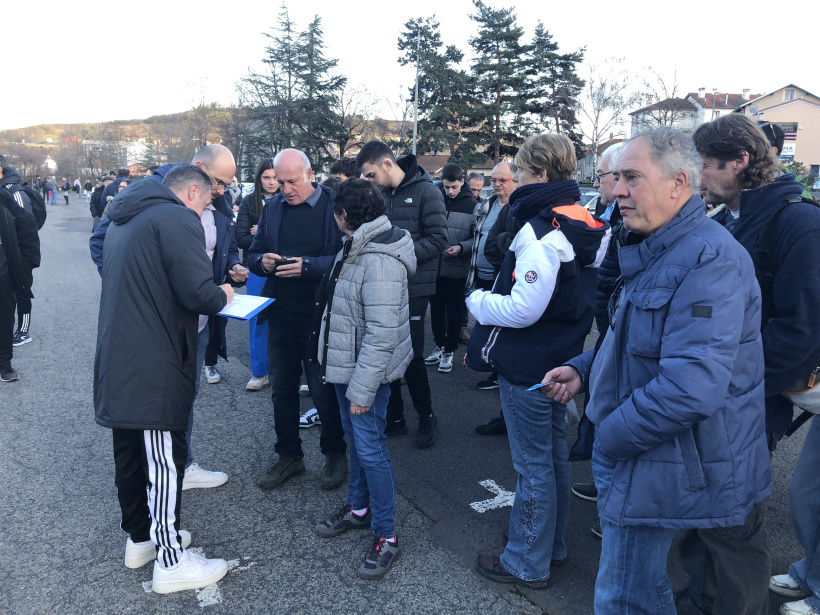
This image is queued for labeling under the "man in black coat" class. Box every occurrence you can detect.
[94,164,234,594]
[90,176,112,232]
[357,141,447,448]
[0,178,40,382]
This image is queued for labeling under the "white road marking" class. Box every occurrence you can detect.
[138,548,256,608]
[470,479,515,513]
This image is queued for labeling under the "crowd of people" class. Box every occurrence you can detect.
[2,112,820,613]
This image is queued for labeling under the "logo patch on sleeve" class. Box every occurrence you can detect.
[524,271,538,283]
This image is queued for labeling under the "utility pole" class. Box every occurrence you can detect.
[412,25,420,156]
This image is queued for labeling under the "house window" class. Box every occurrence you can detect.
[785,89,796,101]
[811,165,819,175]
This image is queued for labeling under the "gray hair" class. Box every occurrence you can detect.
[630,127,701,191]
[600,142,625,168]
[162,163,212,196]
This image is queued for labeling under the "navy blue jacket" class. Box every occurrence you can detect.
[246,185,342,303]
[568,195,771,529]
[466,200,609,385]
[729,174,820,435]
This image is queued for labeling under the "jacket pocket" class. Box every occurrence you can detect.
[679,428,707,491]
[626,288,674,357]
[353,326,360,362]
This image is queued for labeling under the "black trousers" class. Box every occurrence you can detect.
[677,500,770,615]
[0,276,16,370]
[267,302,345,460]
[112,428,187,568]
[387,295,433,422]
[15,287,31,333]
[430,276,467,353]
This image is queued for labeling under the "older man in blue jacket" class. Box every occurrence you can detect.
[542,127,771,614]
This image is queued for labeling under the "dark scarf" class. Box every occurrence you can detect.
[508,179,581,222]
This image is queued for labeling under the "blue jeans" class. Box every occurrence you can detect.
[498,375,570,582]
[246,272,269,378]
[335,383,396,539]
[789,416,820,609]
[186,325,210,467]
[592,440,676,614]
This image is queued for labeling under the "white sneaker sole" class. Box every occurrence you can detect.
[125,531,192,569]
[438,364,453,373]
[246,380,269,391]
[182,473,228,491]
[152,560,228,594]
[12,337,32,347]
[770,576,811,599]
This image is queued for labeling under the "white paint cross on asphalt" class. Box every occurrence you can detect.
[470,479,515,513]
[140,548,256,607]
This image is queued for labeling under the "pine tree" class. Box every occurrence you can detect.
[397,17,476,163]
[522,22,586,157]
[468,0,529,163]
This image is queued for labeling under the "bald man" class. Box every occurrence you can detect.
[246,149,348,491]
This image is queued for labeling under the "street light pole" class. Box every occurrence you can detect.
[412,25,420,156]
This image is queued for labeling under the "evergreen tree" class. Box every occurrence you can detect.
[522,22,586,157]
[468,0,529,163]
[397,17,476,163]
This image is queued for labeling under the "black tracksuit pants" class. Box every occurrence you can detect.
[430,276,467,353]
[112,428,187,569]
[387,295,433,422]
[0,276,16,371]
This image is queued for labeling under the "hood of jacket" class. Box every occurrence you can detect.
[107,176,185,225]
[395,155,433,192]
[534,202,610,267]
[739,172,805,217]
[508,179,582,222]
[445,182,478,214]
[345,215,416,276]
[1,166,23,187]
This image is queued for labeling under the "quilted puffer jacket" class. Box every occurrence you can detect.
[317,215,417,407]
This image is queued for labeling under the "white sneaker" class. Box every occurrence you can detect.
[151,549,228,595]
[438,352,454,373]
[182,462,228,490]
[771,574,811,599]
[246,375,269,391]
[125,530,192,569]
[424,346,443,365]
[781,600,820,615]
[299,384,310,395]
[299,407,321,429]
[205,365,221,384]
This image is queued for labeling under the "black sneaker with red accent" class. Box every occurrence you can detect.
[475,554,548,589]
[315,504,371,538]
[358,535,401,579]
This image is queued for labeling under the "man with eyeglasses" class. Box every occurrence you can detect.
[542,128,770,614]
[468,161,517,432]
[90,144,246,491]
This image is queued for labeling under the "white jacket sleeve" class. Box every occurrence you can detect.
[466,225,565,329]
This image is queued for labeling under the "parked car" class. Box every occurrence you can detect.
[579,189,600,212]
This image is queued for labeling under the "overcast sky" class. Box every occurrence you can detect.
[4,0,817,132]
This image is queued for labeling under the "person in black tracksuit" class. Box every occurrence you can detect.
[426,163,476,373]
[90,177,112,232]
[356,141,447,448]
[94,165,232,591]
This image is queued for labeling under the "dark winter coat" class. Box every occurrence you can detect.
[484,203,522,273]
[381,155,447,298]
[729,173,820,436]
[94,179,227,431]
[438,183,477,279]
[90,184,107,217]
[0,188,40,295]
[235,192,264,264]
[465,197,491,290]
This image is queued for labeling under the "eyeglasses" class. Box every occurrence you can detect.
[489,178,511,185]
[201,164,229,189]
[607,276,626,331]
[595,171,613,182]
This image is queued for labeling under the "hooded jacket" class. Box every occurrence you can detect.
[381,155,447,298]
[730,173,820,435]
[567,195,771,529]
[94,179,227,431]
[0,188,40,294]
[317,215,417,407]
[438,182,477,279]
[466,182,610,385]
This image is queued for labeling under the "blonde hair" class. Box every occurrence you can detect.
[514,133,576,182]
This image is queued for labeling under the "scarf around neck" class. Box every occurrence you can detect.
[508,179,581,222]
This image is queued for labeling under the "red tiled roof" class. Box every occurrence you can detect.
[688,92,763,109]
[416,154,452,175]
[629,98,697,115]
